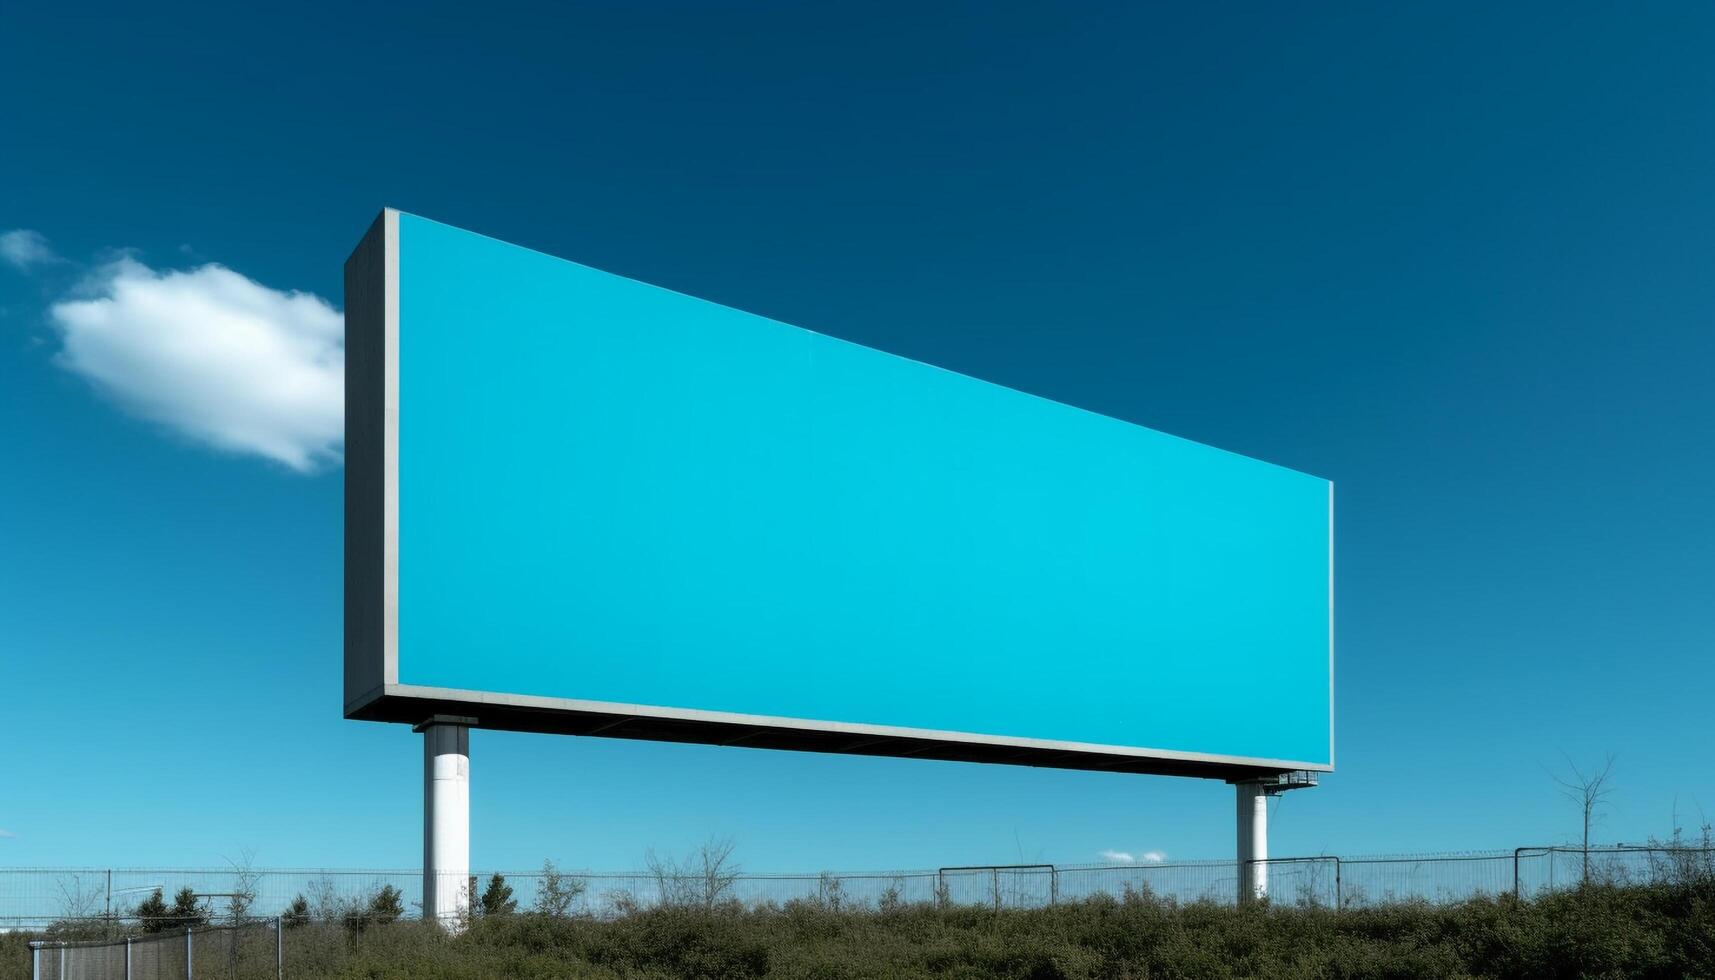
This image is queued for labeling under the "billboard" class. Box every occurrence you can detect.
[345,209,1332,779]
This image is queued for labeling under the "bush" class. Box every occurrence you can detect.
[532,860,587,917]
[370,885,406,924]
[134,888,170,932]
[340,884,407,934]
[479,873,518,916]
[133,887,208,933]
[7,879,1712,980]
[283,894,312,929]
[213,879,1715,980]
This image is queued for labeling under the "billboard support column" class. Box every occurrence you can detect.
[1233,772,1319,905]
[416,715,476,930]
[1236,782,1269,904]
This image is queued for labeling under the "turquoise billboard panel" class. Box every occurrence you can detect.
[345,210,1332,776]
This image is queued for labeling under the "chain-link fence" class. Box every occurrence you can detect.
[0,869,409,932]
[4,846,1711,933]
[26,920,281,980]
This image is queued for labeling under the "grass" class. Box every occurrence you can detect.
[6,880,1713,979]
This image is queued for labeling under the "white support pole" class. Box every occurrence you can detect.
[416,716,475,931]
[1236,781,1268,905]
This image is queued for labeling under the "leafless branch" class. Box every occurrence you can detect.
[1550,752,1616,884]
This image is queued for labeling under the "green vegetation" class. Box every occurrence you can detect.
[133,885,209,933]
[533,860,588,918]
[478,872,519,917]
[341,884,406,933]
[9,879,1709,980]
[306,882,1715,979]
[283,893,312,929]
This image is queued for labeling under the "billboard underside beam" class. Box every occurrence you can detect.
[358,693,1297,781]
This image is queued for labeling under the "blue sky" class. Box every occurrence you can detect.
[2,1,1712,874]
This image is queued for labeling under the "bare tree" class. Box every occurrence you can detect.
[1552,753,1616,885]
[878,876,906,914]
[646,835,741,910]
[817,871,846,912]
[644,847,687,906]
[307,876,342,923]
[54,873,104,932]
[532,860,586,917]
[225,847,260,921]
[694,836,741,909]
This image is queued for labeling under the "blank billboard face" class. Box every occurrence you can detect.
[345,210,1332,778]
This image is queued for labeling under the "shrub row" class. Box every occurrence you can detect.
[5,879,1711,979]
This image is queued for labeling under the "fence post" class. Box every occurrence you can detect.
[1513,848,1523,901]
[126,936,133,980]
[29,941,39,980]
[1333,858,1342,911]
[1050,867,1058,906]
[186,926,193,980]
[277,915,285,980]
[59,943,66,978]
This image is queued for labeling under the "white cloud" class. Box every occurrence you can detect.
[48,257,344,472]
[1099,848,1165,864]
[1,229,61,270]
